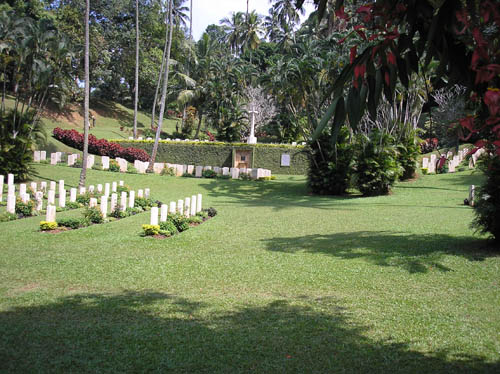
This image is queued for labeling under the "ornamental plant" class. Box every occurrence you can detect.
[40,221,58,231]
[53,128,149,162]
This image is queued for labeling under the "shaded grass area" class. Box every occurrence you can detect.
[0,165,499,373]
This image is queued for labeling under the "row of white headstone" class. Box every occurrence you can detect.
[35,151,273,179]
[422,148,471,173]
[128,137,307,146]
[149,194,203,225]
[44,182,151,223]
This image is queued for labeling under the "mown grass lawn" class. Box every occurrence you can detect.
[0,164,498,373]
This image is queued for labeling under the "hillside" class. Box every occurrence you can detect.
[3,96,181,154]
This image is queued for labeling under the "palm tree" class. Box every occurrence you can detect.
[270,0,305,27]
[220,11,245,55]
[132,0,139,139]
[79,0,90,188]
[148,0,174,170]
[189,0,192,39]
[173,0,189,29]
[240,11,263,54]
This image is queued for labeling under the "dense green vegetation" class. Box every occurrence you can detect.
[0,164,498,373]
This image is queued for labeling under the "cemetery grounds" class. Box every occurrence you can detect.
[0,164,499,373]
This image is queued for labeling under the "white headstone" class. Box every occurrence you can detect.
[0,175,3,202]
[102,156,110,170]
[21,193,29,203]
[7,173,14,185]
[89,197,98,208]
[47,190,55,205]
[56,152,62,162]
[169,201,176,213]
[19,184,26,196]
[59,180,64,196]
[177,199,184,215]
[50,153,58,165]
[100,196,108,218]
[86,154,95,169]
[137,189,144,198]
[45,205,56,222]
[110,193,118,212]
[79,186,86,195]
[70,188,77,202]
[190,195,197,216]
[40,181,47,192]
[230,168,239,179]
[119,181,124,186]
[112,182,117,192]
[195,166,203,178]
[120,192,127,211]
[129,190,135,208]
[30,182,37,192]
[222,167,229,176]
[35,191,43,211]
[40,151,46,161]
[6,193,15,214]
[97,184,103,193]
[422,158,429,169]
[160,204,168,222]
[197,193,202,213]
[104,183,110,197]
[89,185,95,194]
[8,183,15,196]
[187,165,194,174]
[59,190,66,208]
[281,154,291,167]
[150,207,159,225]
[184,197,191,217]
[153,163,164,174]
[145,188,150,199]
[34,150,41,162]
[50,181,56,191]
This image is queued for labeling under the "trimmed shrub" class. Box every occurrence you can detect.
[188,216,203,225]
[354,130,402,196]
[159,220,177,236]
[142,224,160,236]
[202,169,217,178]
[134,197,155,210]
[168,213,190,232]
[0,212,18,222]
[52,128,149,162]
[109,160,120,172]
[205,207,217,217]
[15,198,35,217]
[161,167,176,176]
[472,155,500,243]
[307,127,354,195]
[40,221,58,231]
[397,133,420,180]
[83,206,104,224]
[57,218,86,229]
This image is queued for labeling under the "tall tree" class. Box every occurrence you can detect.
[148,0,174,170]
[132,0,139,139]
[78,0,90,188]
[189,0,192,39]
[150,10,169,129]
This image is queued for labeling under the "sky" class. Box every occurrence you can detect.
[191,0,316,40]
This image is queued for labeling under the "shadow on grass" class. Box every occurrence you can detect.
[1,291,498,373]
[202,178,361,211]
[261,231,498,273]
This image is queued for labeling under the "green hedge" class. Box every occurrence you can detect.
[112,140,310,175]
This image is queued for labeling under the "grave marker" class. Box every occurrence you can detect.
[195,166,203,178]
[150,207,159,225]
[100,196,108,217]
[178,199,184,215]
[197,193,202,213]
[169,201,176,213]
[59,190,66,208]
[48,190,55,205]
[190,195,196,216]
[120,192,127,211]
[129,190,135,208]
[7,194,15,213]
[70,188,77,202]
[35,192,43,211]
[7,173,14,185]
[40,151,46,161]
[102,156,110,170]
[110,193,118,212]
[160,204,168,222]
[46,205,56,222]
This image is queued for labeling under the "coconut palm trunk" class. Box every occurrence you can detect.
[133,0,139,139]
[150,11,169,129]
[189,0,193,40]
[79,0,90,188]
[148,0,173,171]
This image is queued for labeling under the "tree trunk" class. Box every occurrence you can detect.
[79,0,90,188]
[195,109,203,138]
[133,0,140,139]
[189,0,193,39]
[150,11,169,130]
[148,0,174,171]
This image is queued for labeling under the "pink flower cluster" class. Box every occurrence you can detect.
[52,128,150,162]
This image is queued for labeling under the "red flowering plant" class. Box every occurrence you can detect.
[299,0,500,241]
[53,128,149,162]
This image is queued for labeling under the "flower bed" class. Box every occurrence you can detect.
[52,128,149,162]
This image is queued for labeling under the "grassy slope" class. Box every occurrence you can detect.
[3,96,181,154]
[0,165,498,373]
